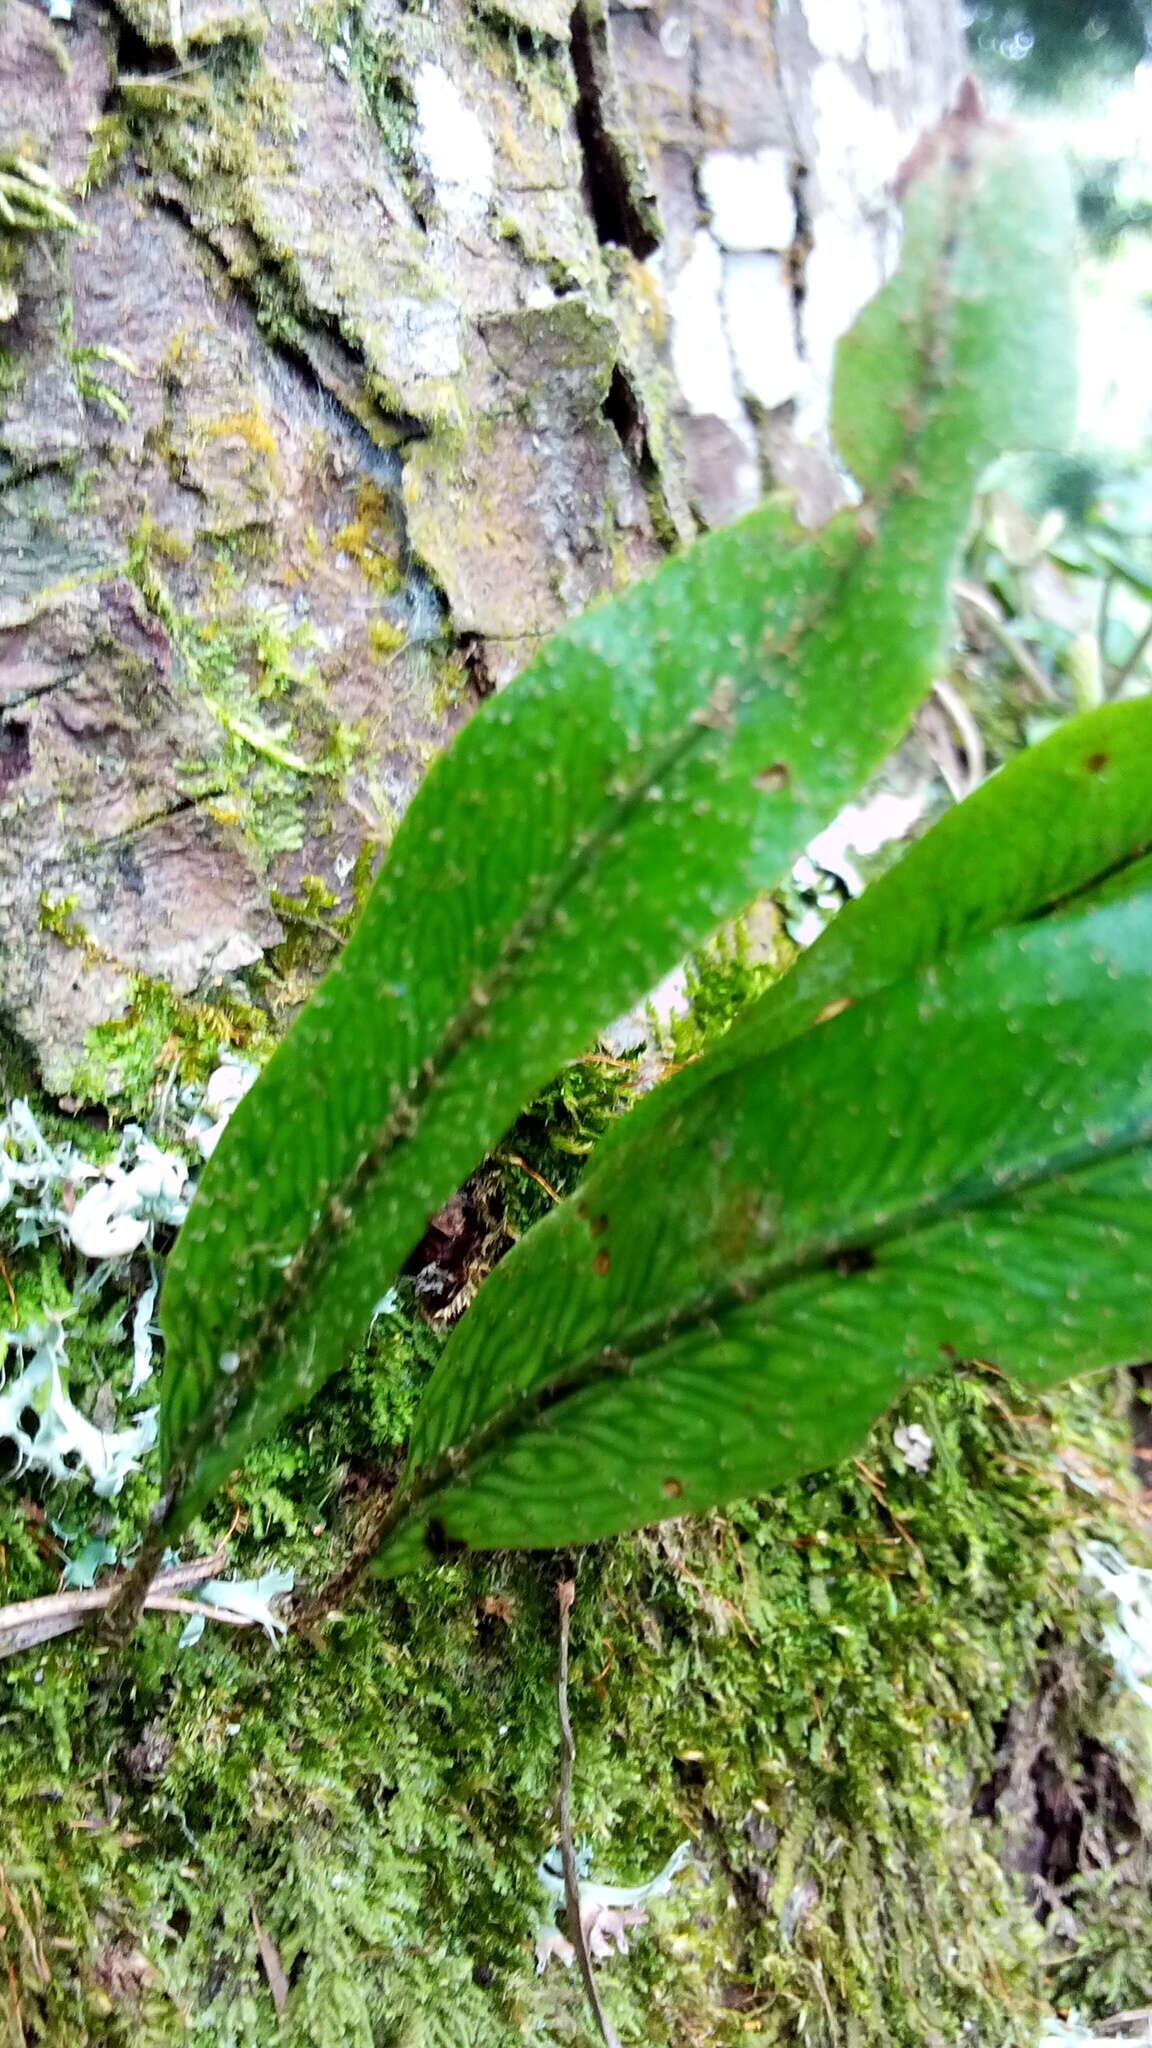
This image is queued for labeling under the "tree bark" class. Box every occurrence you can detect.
[0,0,959,1089]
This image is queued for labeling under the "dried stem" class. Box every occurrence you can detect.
[1,1547,228,1660]
[1108,607,1152,697]
[953,579,1058,703]
[556,1578,621,2048]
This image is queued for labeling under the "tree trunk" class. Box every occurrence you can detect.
[0,0,959,1088]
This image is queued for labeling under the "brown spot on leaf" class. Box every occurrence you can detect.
[1084,751,1109,773]
[662,1477,683,1499]
[753,762,790,793]
[690,675,738,733]
[815,996,853,1025]
[593,1248,611,1276]
[587,1212,609,1238]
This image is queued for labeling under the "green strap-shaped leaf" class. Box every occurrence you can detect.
[596,698,1152,1159]
[157,103,1075,1533]
[378,886,1152,1571]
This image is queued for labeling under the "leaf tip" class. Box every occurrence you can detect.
[894,73,992,198]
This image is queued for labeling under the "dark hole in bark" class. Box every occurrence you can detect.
[459,635,499,700]
[602,364,644,459]
[1130,1361,1152,1487]
[112,15,178,76]
[569,4,659,258]
[0,721,31,796]
[601,364,671,522]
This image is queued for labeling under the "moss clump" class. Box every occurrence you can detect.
[0,1309,1141,2045]
[82,114,131,193]
[2,868,1148,2048]
[333,479,405,593]
[72,974,271,1114]
[37,892,89,949]
[267,873,349,987]
[0,154,80,321]
[175,602,360,870]
[664,915,787,1065]
[368,615,406,656]
[200,403,280,464]
[126,513,183,631]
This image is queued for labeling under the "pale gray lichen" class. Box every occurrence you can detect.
[177,1566,296,1646]
[1081,1542,1152,1712]
[1040,2020,1152,2045]
[0,1319,158,1498]
[533,1839,694,1973]
[185,1057,260,1159]
[0,1100,189,1256]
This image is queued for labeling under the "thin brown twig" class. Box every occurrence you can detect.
[141,1596,252,1626]
[250,1900,290,2016]
[5,1956,27,2048]
[1108,607,1152,696]
[931,676,986,791]
[953,579,1058,702]
[0,1865,49,1986]
[556,1578,621,2048]
[0,1253,17,1324]
[852,1458,926,1568]
[499,1153,562,1204]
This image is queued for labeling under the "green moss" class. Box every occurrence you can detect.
[663,917,785,1065]
[83,114,131,193]
[425,643,471,718]
[3,862,1148,2048]
[37,891,87,948]
[127,512,182,631]
[267,873,349,985]
[200,403,280,464]
[71,974,271,1114]
[0,1305,1141,2046]
[125,516,355,870]
[175,602,359,871]
[368,615,406,656]
[0,337,24,398]
[333,479,405,593]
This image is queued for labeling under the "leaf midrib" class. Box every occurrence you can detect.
[399,1110,1152,1525]
[169,144,977,1483]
